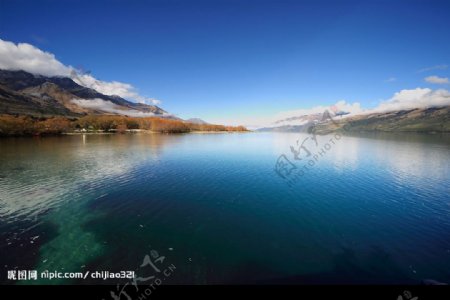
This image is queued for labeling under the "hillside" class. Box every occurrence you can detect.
[314,106,450,134]
[0,69,167,117]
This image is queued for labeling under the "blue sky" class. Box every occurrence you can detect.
[1,0,450,125]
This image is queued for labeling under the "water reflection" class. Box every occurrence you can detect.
[0,134,178,220]
[0,132,449,284]
[0,133,180,283]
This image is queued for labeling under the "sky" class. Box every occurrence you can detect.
[1,0,450,126]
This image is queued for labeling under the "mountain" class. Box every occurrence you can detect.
[0,69,168,117]
[314,106,450,134]
[185,118,208,124]
[257,112,327,132]
[257,106,450,133]
[0,83,75,116]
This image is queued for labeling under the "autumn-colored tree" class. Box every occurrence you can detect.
[0,115,37,136]
[0,114,247,136]
[42,117,71,134]
[116,123,127,134]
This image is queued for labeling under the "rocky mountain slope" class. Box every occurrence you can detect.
[314,106,450,134]
[257,106,450,133]
[0,69,167,117]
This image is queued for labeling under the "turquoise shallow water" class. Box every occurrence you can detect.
[0,132,449,284]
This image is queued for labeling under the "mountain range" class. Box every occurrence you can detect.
[314,106,450,134]
[257,106,450,133]
[1,69,449,133]
[0,69,168,118]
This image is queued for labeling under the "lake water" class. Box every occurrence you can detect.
[0,132,449,285]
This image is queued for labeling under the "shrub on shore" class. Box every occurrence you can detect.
[0,115,71,136]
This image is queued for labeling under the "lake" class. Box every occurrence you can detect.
[0,132,449,284]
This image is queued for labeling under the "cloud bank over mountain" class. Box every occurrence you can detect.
[71,98,158,117]
[371,88,450,113]
[227,88,450,129]
[0,39,160,105]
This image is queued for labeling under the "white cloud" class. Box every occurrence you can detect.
[150,98,161,105]
[72,72,162,105]
[424,75,449,84]
[71,98,157,117]
[370,88,450,113]
[0,39,71,77]
[0,39,161,105]
[275,100,363,121]
[385,77,396,82]
[213,100,363,129]
[416,64,448,73]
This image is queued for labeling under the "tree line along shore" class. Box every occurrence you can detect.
[0,115,248,136]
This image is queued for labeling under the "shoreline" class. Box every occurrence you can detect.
[66,129,251,135]
[0,129,251,137]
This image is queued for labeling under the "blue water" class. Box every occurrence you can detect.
[0,132,449,284]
